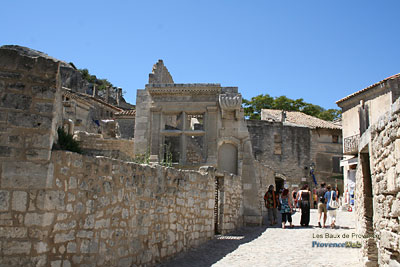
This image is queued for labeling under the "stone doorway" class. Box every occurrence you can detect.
[275,177,284,193]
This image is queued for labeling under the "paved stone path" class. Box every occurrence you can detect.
[158,209,361,267]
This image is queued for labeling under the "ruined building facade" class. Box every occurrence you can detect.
[337,74,400,266]
[134,60,274,225]
[247,109,343,192]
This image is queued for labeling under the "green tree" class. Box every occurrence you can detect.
[243,94,341,121]
[243,94,274,119]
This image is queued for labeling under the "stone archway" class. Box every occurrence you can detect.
[218,143,238,175]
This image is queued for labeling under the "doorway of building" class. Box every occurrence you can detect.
[275,177,284,193]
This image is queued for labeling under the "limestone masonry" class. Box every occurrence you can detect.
[3,44,396,267]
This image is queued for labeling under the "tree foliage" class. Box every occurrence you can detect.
[243,94,341,121]
[78,68,113,91]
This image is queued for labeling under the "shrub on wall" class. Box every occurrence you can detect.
[53,127,82,153]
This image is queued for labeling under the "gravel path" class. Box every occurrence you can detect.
[158,209,361,267]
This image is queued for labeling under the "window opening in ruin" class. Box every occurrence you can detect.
[165,113,183,130]
[164,136,180,163]
[332,156,342,173]
[332,135,339,143]
[186,135,205,165]
[186,113,204,131]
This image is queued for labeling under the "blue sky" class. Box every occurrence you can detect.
[2,0,400,109]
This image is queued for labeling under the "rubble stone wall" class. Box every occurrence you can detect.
[217,172,244,234]
[368,100,400,266]
[247,120,311,187]
[0,151,222,266]
[74,131,135,161]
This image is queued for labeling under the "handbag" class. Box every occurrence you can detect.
[330,193,339,209]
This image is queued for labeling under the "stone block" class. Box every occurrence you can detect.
[12,191,27,211]
[51,260,62,267]
[25,212,54,226]
[7,111,53,129]
[32,85,56,100]
[67,242,77,253]
[3,241,31,255]
[77,230,93,238]
[0,70,22,80]
[1,162,53,189]
[35,102,54,114]
[0,93,32,110]
[7,82,26,91]
[0,110,6,122]
[36,190,65,211]
[35,241,49,254]
[0,227,27,238]
[387,167,397,192]
[0,190,10,211]
[25,133,51,149]
[26,148,50,161]
[54,230,75,243]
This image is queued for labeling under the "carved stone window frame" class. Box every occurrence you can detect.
[160,111,206,165]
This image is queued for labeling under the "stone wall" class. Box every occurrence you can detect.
[0,49,245,266]
[74,131,135,161]
[216,172,244,234]
[366,100,400,266]
[0,47,62,188]
[247,120,311,187]
[0,151,233,266]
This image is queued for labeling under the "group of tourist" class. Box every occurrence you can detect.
[264,182,339,229]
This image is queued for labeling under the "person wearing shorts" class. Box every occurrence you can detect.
[316,182,327,228]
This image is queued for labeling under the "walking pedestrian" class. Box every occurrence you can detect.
[297,184,311,227]
[317,182,327,228]
[313,188,318,209]
[279,189,293,229]
[325,184,338,229]
[264,184,279,226]
[291,188,298,211]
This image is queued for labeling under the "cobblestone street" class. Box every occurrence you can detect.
[159,209,361,267]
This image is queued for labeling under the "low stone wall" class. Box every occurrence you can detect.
[368,101,400,266]
[0,151,223,266]
[74,131,135,161]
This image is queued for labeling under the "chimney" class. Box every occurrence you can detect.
[92,84,97,97]
[116,88,122,106]
[281,110,286,123]
[105,86,110,103]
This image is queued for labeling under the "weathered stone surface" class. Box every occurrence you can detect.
[0,93,32,110]
[35,242,49,254]
[25,212,54,226]
[0,227,27,238]
[0,190,10,211]
[12,191,27,211]
[1,162,53,189]
[3,241,31,255]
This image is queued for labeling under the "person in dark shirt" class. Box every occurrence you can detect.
[297,184,311,227]
[316,182,327,228]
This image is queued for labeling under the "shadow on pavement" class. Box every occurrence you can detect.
[156,226,268,267]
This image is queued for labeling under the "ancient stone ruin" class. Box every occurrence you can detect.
[0,45,374,266]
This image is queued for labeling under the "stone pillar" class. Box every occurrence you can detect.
[150,107,161,157]
[0,46,62,265]
[116,87,122,106]
[206,106,218,165]
[92,84,97,97]
[105,86,110,103]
